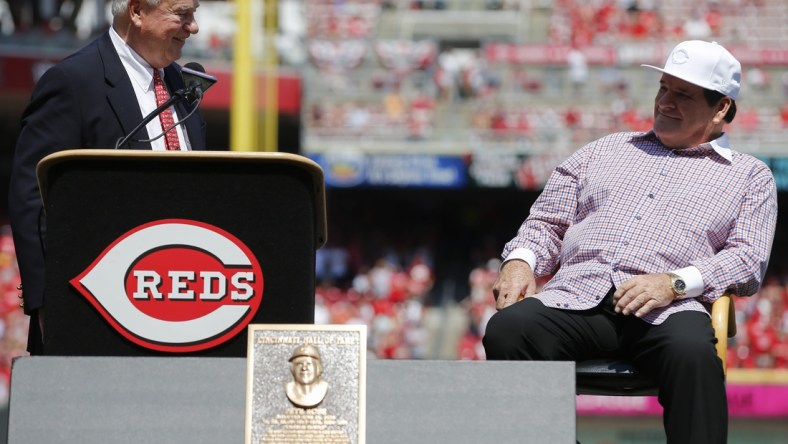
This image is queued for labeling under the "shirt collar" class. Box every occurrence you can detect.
[109,26,160,92]
[707,132,733,162]
[642,130,733,162]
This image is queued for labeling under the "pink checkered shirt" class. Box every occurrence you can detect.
[503,131,777,324]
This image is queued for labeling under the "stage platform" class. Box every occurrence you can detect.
[6,357,575,443]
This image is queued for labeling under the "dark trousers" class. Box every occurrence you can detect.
[483,295,728,444]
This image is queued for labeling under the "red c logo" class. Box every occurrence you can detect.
[71,219,264,352]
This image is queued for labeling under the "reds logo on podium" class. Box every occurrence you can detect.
[71,219,264,352]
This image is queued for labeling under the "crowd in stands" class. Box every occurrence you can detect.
[313,226,438,359]
[300,0,788,152]
[306,92,437,141]
[0,226,28,404]
[371,0,782,47]
[0,0,86,36]
[307,89,784,148]
[547,0,783,46]
[471,103,655,145]
[549,0,668,46]
[3,0,784,46]
[306,0,381,39]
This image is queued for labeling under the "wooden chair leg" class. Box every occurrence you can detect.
[710,293,733,376]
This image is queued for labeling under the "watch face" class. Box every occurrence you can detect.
[674,279,686,292]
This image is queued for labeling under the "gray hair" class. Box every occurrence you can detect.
[111,0,160,17]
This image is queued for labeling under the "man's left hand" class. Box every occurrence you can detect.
[613,274,676,317]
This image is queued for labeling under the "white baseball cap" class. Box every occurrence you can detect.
[642,40,741,100]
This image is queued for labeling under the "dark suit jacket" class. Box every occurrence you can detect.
[8,31,208,318]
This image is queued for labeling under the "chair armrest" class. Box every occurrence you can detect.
[710,293,735,375]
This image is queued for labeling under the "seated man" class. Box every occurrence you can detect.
[483,40,777,443]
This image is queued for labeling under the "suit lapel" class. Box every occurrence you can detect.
[99,31,206,150]
[99,32,152,150]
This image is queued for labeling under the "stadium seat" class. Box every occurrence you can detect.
[576,293,736,396]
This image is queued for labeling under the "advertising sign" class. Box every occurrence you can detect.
[311,152,467,188]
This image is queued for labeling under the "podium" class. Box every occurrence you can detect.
[36,150,326,356]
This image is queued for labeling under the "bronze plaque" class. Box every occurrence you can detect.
[245,324,367,444]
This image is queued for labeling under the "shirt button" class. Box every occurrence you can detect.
[648,193,654,198]
[613,267,619,272]
[623,241,629,246]
[635,215,642,220]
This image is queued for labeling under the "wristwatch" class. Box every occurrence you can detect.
[667,273,687,298]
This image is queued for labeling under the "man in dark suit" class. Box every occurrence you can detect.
[8,0,205,354]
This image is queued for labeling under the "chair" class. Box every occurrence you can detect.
[576,293,736,396]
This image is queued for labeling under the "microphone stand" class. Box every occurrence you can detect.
[114,90,186,149]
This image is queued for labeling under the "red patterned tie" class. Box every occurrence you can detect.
[152,69,181,150]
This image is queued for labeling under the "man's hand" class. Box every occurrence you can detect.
[613,273,677,317]
[492,260,537,310]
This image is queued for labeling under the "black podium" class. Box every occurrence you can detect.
[36,150,326,357]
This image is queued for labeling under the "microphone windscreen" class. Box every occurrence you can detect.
[181,62,217,95]
[184,62,205,74]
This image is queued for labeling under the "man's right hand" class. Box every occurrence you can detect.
[492,260,537,310]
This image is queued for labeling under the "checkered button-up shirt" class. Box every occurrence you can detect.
[503,131,777,324]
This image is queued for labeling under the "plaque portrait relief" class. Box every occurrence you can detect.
[245,325,367,444]
[285,344,329,408]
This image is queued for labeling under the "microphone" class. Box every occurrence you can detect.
[114,63,216,149]
[181,62,217,105]
[114,87,185,149]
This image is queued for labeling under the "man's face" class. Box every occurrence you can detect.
[291,356,320,385]
[652,74,727,149]
[133,0,199,68]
